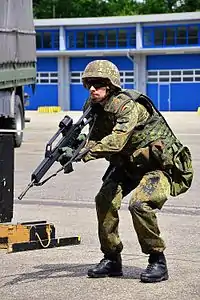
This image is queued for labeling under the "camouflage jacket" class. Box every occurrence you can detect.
[84,89,177,156]
[83,89,193,196]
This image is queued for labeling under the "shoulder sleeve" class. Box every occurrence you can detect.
[104,93,131,114]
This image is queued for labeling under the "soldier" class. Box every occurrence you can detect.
[60,60,193,283]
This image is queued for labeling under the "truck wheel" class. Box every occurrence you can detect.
[13,95,24,148]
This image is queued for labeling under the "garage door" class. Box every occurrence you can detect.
[146,54,200,111]
[69,56,134,110]
[25,57,58,110]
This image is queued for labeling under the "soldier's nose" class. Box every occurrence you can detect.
[90,85,96,91]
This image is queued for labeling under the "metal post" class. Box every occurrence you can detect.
[0,134,14,223]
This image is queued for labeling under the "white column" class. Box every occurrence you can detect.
[58,57,70,110]
[134,54,147,94]
[136,23,143,50]
[128,23,147,94]
[59,26,66,51]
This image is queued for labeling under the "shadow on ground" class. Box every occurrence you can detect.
[1,263,143,286]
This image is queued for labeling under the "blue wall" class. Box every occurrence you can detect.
[147,83,200,111]
[147,54,200,111]
[70,56,134,110]
[70,56,134,71]
[147,54,200,69]
[25,58,58,110]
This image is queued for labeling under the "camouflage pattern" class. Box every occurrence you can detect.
[82,60,121,89]
[82,85,193,256]
[96,167,170,255]
[84,89,193,196]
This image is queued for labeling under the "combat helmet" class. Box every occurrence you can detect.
[82,60,121,89]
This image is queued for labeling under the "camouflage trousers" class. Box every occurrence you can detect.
[95,166,171,255]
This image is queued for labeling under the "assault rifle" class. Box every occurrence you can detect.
[18,105,94,200]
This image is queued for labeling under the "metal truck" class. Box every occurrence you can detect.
[0,0,36,147]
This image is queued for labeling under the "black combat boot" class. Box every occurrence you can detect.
[87,254,123,278]
[140,252,169,283]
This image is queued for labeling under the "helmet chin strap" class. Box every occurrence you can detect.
[99,87,111,105]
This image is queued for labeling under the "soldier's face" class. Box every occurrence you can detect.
[85,79,109,102]
[89,86,107,102]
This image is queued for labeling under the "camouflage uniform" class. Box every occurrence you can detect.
[81,60,193,257]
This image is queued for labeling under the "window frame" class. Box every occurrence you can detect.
[143,24,200,48]
[147,68,200,83]
[70,70,134,85]
[66,27,136,50]
[37,72,58,84]
[36,29,59,50]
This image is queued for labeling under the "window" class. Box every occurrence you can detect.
[171,70,181,76]
[148,71,158,76]
[165,28,175,46]
[67,32,75,48]
[66,27,136,50]
[160,77,169,82]
[40,79,49,84]
[147,69,200,83]
[76,32,85,48]
[86,31,96,48]
[159,71,170,76]
[171,77,181,82]
[53,31,59,49]
[118,29,127,47]
[70,70,134,85]
[183,70,193,75]
[148,77,158,82]
[188,26,199,44]
[70,72,82,84]
[176,26,187,45]
[124,71,134,84]
[107,30,117,48]
[154,28,164,46]
[40,73,49,78]
[37,72,58,84]
[143,24,200,48]
[36,32,42,48]
[50,72,58,77]
[183,77,193,82]
[97,30,106,48]
[143,28,153,47]
[36,30,59,50]
[129,29,136,47]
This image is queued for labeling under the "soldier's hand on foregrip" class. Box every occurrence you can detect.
[58,146,74,166]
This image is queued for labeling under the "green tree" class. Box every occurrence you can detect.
[106,0,139,16]
[33,0,200,18]
[33,0,110,18]
[175,0,200,12]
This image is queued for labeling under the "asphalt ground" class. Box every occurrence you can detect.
[0,111,200,300]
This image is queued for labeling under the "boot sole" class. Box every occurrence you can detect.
[88,271,123,278]
[140,273,169,283]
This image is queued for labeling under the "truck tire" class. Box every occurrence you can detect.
[13,95,24,148]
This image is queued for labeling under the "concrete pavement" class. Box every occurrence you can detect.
[0,110,200,300]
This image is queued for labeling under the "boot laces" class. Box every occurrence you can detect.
[98,258,109,266]
[146,262,156,272]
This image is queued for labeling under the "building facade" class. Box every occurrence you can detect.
[25,12,200,111]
